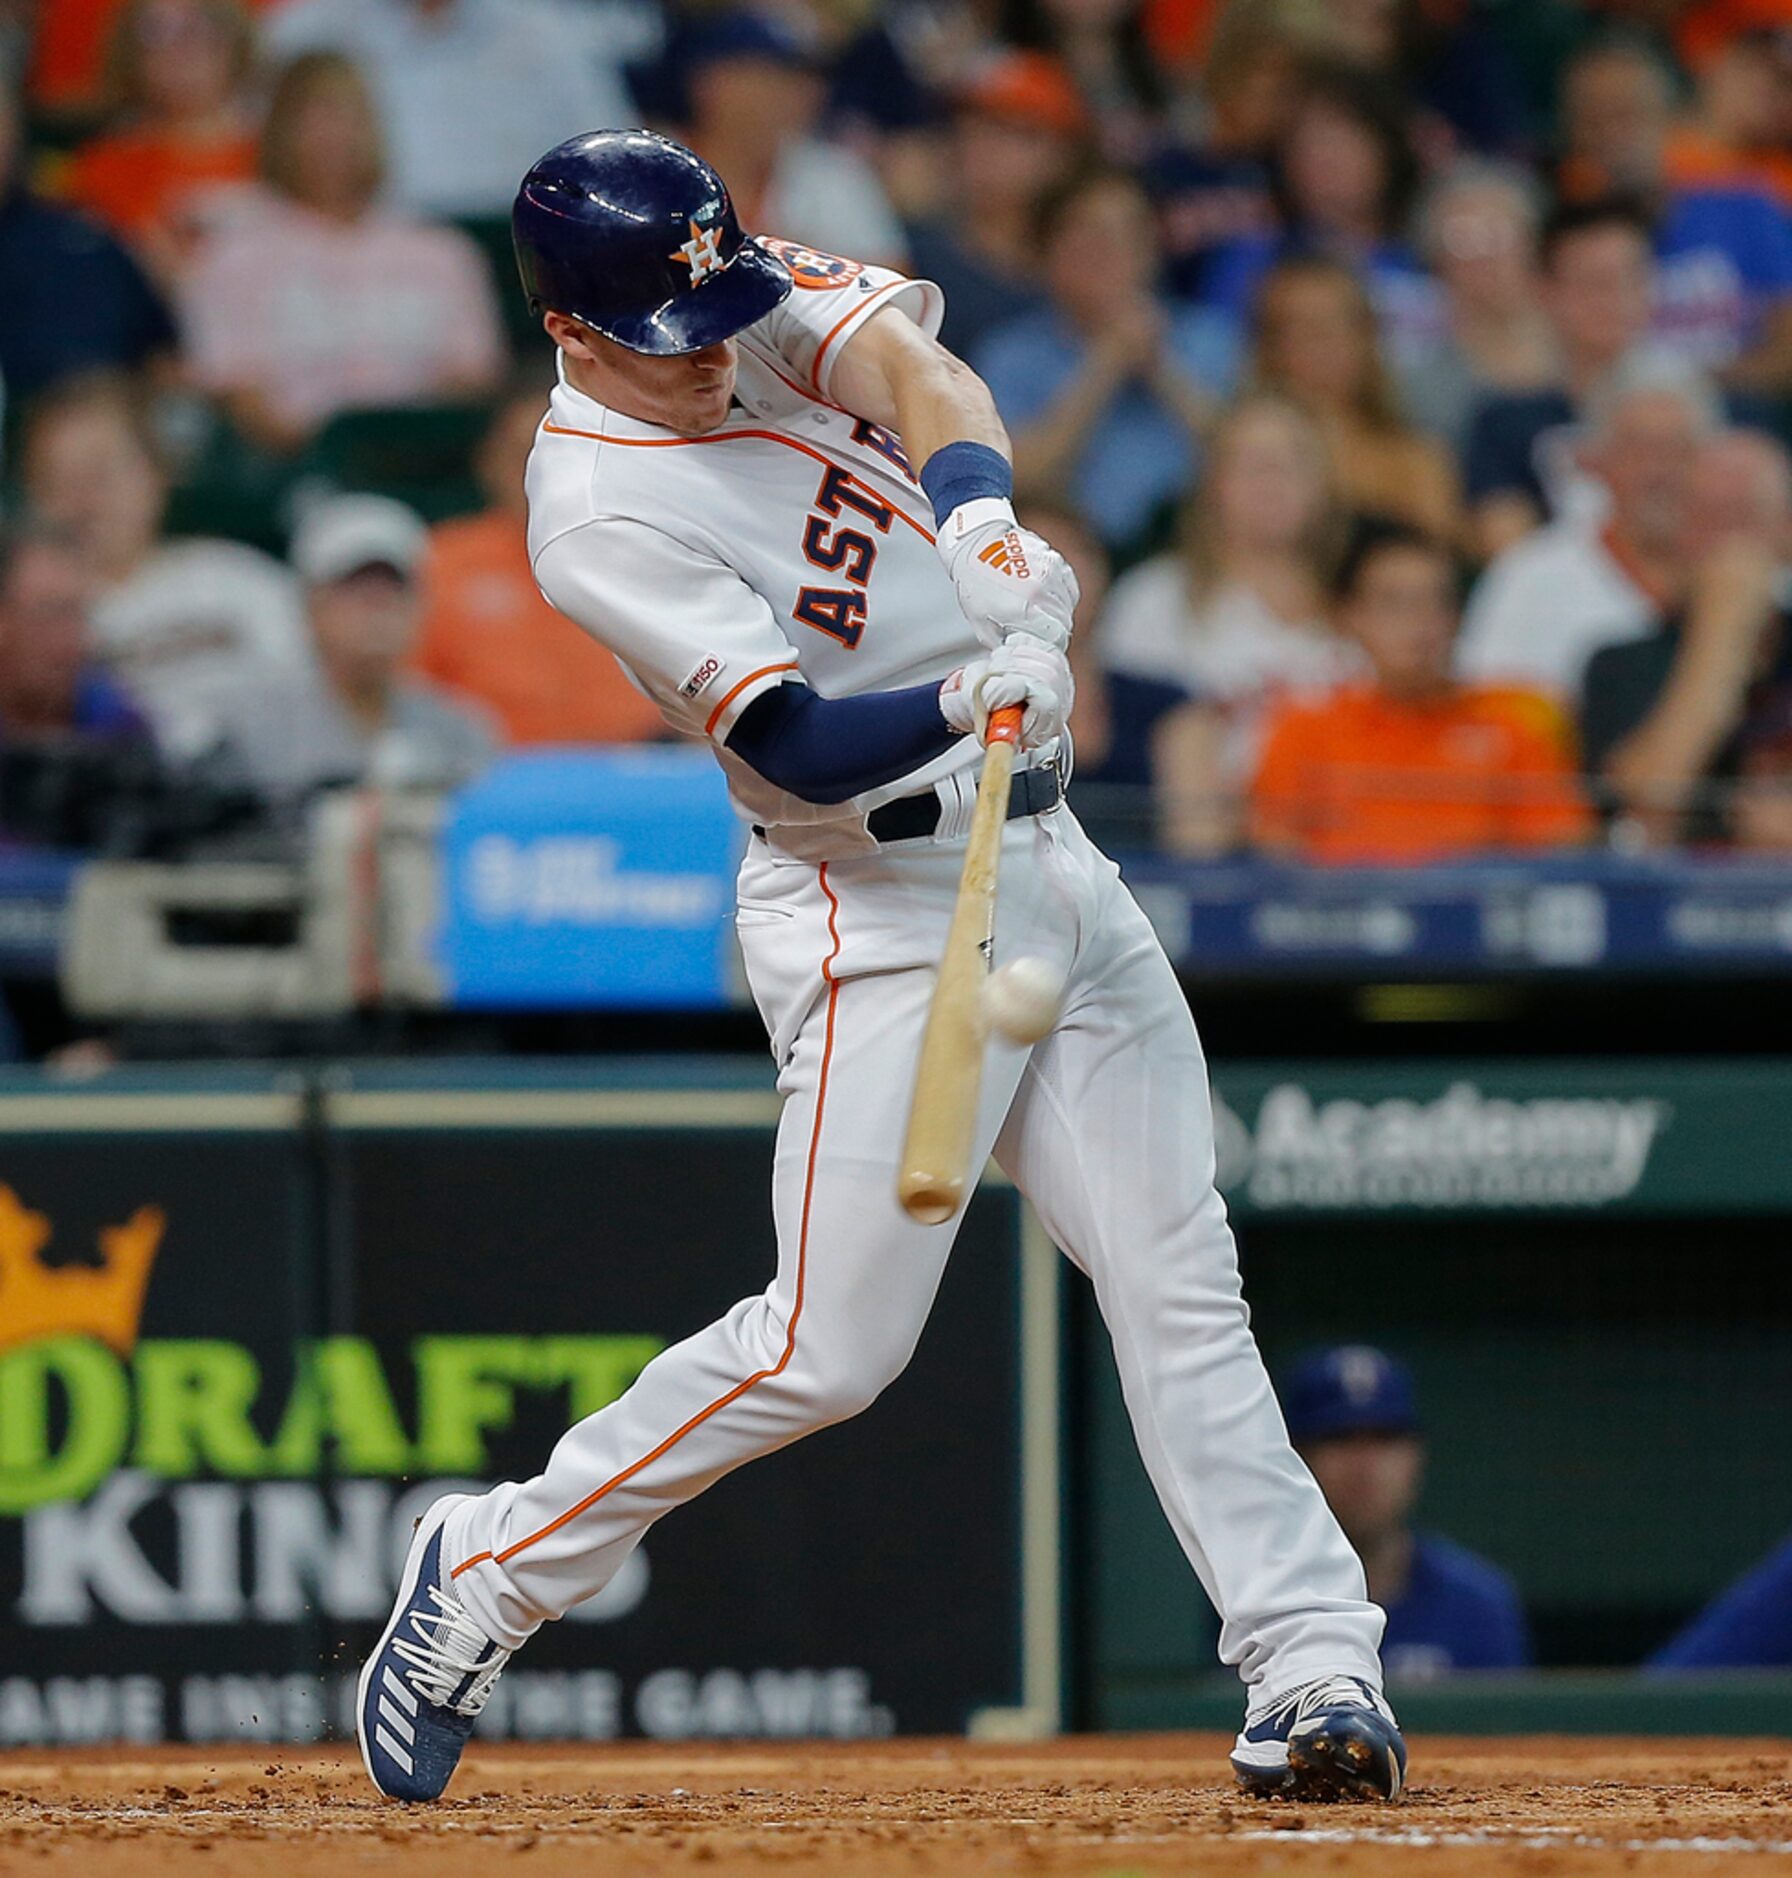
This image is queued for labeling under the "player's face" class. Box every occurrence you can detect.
[550,316,739,436]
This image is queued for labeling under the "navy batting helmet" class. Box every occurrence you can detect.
[512,129,792,356]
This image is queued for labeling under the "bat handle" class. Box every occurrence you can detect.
[985,704,1023,748]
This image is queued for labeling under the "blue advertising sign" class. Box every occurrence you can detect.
[437,749,740,1007]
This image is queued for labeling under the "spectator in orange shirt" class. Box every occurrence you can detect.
[1249,523,1591,865]
[61,0,260,283]
[27,0,276,125]
[1664,28,1792,214]
[409,384,668,748]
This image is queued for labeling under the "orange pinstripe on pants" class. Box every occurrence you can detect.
[451,864,845,1582]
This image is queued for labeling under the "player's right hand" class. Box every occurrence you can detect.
[935,499,1079,650]
[940,637,1074,750]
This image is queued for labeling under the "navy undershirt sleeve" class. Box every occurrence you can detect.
[725,678,961,805]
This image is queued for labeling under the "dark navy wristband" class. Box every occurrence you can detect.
[917,441,1013,529]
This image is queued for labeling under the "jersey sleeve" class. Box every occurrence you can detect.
[532,518,800,743]
[746,238,944,401]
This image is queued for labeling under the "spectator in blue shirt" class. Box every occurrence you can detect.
[0,83,175,402]
[975,164,1237,563]
[1648,1533,1792,1670]
[903,52,1085,363]
[1558,37,1792,392]
[1149,7,1317,302]
[1282,1345,1533,1680]
[1199,63,1444,369]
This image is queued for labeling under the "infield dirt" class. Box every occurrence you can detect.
[1,1735,1789,1874]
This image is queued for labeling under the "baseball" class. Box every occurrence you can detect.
[984,956,1064,1044]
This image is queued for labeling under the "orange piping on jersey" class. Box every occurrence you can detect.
[704,658,800,737]
[450,863,845,1585]
[755,351,847,411]
[810,278,910,394]
[539,421,936,543]
[744,356,921,487]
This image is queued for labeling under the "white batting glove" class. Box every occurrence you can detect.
[936,499,1079,649]
[939,636,1074,750]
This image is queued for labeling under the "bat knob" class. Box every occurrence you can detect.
[898,1168,963,1225]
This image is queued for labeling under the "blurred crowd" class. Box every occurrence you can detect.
[1,0,1792,863]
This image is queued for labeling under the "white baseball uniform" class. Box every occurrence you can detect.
[443,241,1386,1706]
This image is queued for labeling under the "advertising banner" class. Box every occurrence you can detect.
[0,1068,1036,1745]
[1209,1060,1792,1216]
[0,1073,315,1746]
[437,750,742,1009]
[1122,851,1792,976]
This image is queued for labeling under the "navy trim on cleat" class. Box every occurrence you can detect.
[1230,1675,1406,1803]
[356,1493,510,1803]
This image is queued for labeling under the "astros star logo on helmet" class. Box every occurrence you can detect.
[674,218,726,286]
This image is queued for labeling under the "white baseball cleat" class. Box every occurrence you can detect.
[356,1494,511,1802]
[1230,1675,1407,1802]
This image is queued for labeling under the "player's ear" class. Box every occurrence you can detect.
[543,311,601,364]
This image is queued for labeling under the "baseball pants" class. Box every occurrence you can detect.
[445,806,1385,1699]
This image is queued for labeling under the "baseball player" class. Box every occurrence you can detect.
[357,130,1405,1806]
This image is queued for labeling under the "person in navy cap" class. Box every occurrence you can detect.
[1282,1345,1532,1679]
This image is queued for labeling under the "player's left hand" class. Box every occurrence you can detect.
[940,636,1073,750]
[935,499,1079,649]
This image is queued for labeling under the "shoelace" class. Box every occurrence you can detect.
[1251,1674,1374,1731]
[391,1584,511,1717]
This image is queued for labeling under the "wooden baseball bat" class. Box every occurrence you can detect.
[897,705,1025,1225]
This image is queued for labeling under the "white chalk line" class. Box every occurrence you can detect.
[1231,1824,1792,1856]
